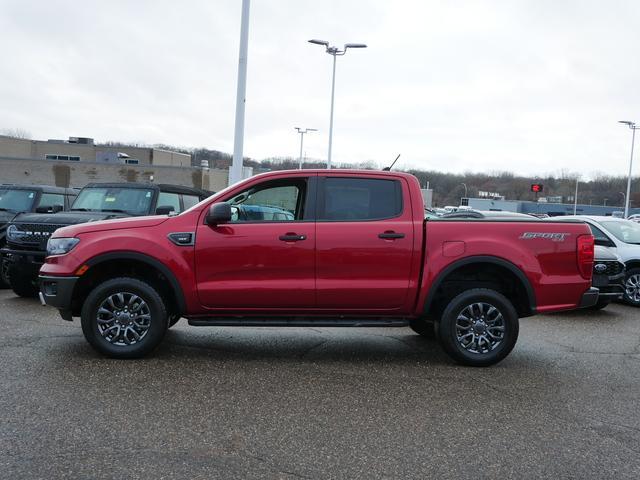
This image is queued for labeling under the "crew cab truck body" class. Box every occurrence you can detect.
[0,184,78,288]
[2,182,209,297]
[39,170,596,366]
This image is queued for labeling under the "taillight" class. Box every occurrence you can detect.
[577,234,594,280]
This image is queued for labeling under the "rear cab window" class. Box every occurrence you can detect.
[319,177,403,221]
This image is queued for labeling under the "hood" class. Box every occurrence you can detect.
[12,211,128,226]
[0,210,17,223]
[54,215,169,238]
[594,245,621,262]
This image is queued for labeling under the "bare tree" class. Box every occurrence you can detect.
[0,128,32,139]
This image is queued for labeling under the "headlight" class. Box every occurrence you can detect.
[46,237,80,256]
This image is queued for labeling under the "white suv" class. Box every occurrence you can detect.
[554,216,640,306]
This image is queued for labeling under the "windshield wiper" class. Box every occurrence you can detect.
[0,208,14,212]
[71,208,92,211]
[99,209,128,214]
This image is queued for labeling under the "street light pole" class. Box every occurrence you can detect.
[573,177,579,215]
[619,191,626,207]
[460,183,467,205]
[230,0,251,186]
[308,39,367,169]
[295,127,317,169]
[619,120,639,218]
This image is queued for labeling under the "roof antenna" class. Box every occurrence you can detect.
[383,154,400,171]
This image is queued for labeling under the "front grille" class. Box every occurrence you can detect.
[8,223,65,248]
[593,261,624,277]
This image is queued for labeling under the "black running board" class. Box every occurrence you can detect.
[187,317,410,327]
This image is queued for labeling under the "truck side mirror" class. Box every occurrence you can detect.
[155,205,175,215]
[206,202,232,225]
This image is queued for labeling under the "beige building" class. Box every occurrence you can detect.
[0,135,191,167]
[0,135,228,192]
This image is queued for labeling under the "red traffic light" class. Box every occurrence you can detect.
[531,184,543,193]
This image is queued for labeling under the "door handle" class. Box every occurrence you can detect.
[378,231,405,240]
[279,233,307,242]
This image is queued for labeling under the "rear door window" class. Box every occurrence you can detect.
[157,192,182,213]
[37,193,65,210]
[319,177,403,221]
[182,194,201,210]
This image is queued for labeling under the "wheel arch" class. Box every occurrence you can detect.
[624,260,640,271]
[71,251,186,316]
[423,256,536,318]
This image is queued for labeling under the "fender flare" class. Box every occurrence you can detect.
[85,251,187,314]
[423,255,536,317]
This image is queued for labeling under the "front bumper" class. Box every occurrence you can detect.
[39,275,78,321]
[578,287,600,308]
[592,272,625,299]
[1,247,46,278]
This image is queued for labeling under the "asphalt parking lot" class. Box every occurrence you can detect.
[1,290,639,479]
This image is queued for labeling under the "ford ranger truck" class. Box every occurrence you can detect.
[2,182,209,297]
[38,170,597,367]
[0,184,78,288]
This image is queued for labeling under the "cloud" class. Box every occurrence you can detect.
[1,0,639,178]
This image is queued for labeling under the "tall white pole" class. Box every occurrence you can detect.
[624,127,636,218]
[229,0,251,186]
[327,53,337,169]
[573,177,579,215]
[298,131,305,169]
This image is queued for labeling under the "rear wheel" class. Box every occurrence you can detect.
[81,277,168,358]
[436,288,519,367]
[623,268,640,307]
[10,270,38,298]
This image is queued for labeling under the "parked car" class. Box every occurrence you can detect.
[1,182,210,297]
[0,184,78,288]
[550,216,640,306]
[589,246,625,310]
[627,214,640,223]
[39,169,596,367]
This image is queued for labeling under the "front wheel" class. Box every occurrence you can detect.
[81,277,169,358]
[623,268,640,307]
[436,288,519,367]
[587,299,611,311]
[10,270,39,297]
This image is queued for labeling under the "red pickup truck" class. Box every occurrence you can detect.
[39,170,597,366]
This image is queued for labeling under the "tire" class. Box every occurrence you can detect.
[436,288,519,367]
[587,299,611,311]
[81,277,169,359]
[168,314,181,328]
[10,270,39,298]
[623,268,640,307]
[409,318,435,339]
[0,256,9,289]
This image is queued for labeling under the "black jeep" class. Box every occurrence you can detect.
[1,182,210,297]
[0,184,78,288]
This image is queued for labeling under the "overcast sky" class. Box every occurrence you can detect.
[1,0,640,177]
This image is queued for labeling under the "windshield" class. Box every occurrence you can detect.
[600,220,640,245]
[0,188,37,213]
[72,187,154,215]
